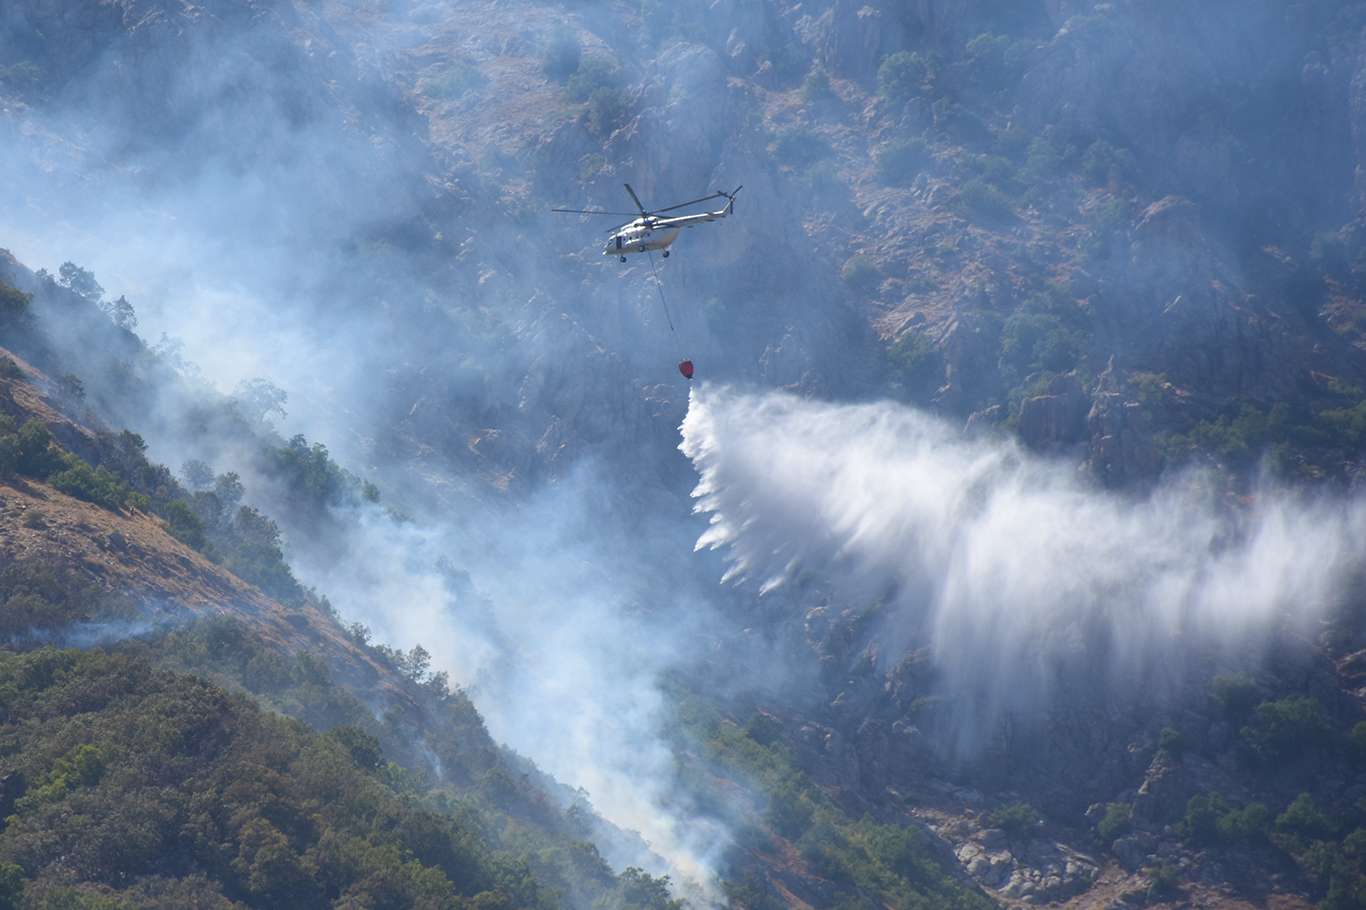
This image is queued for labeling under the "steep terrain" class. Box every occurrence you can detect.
[2,1,1366,908]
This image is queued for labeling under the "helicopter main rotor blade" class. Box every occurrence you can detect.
[551,208,643,216]
[623,183,648,216]
[652,191,728,214]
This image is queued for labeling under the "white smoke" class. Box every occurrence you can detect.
[680,385,1365,745]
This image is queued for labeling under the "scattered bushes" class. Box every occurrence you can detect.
[1097,803,1132,845]
[985,802,1040,836]
[586,87,630,137]
[878,51,932,104]
[840,255,881,293]
[1181,793,1268,845]
[0,281,30,323]
[1240,696,1332,763]
[565,56,622,102]
[1277,793,1336,839]
[958,178,1014,224]
[875,138,930,185]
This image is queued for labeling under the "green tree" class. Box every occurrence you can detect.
[878,51,930,104]
[57,262,103,302]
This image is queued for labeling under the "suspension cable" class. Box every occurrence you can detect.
[646,249,676,336]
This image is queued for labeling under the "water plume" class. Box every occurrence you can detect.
[680,385,1366,747]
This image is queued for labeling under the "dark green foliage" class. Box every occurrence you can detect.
[875,138,930,185]
[1158,726,1186,757]
[57,373,85,401]
[1146,863,1180,902]
[1216,802,1269,842]
[1277,793,1336,838]
[1318,399,1366,449]
[1210,673,1259,719]
[840,255,881,293]
[47,453,134,511]
[0,281,30,323]
[1240,696,1332,763]
[160,499,206,549]
[671,694,993,910]
[262,435,377,518]
[0,863,21,910]
[56,263,103,302]
[215,507,306,607]
[985,802,1039,836]
[593,868,683,910]
[1351,722,1366,766]
[958,178,1014,224]
[1097,803,1132,845]
[1181,793,1270,845]
[1081,140,1137,187]
[586,88,630,137]
[878,52,931,104]
[962,33,1027,92]
[565,57,622,103]
[15,420,59,477]
[0,647,556,909]
[888,330,942,398]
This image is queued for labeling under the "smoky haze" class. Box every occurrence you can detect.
[2,0,1364,901]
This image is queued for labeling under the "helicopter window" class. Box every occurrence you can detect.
[616,235,623,250]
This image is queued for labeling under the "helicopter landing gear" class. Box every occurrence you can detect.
[661,250,670,258]
[619,256,627,263]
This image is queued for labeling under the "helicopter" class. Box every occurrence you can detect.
[553,183,742,262]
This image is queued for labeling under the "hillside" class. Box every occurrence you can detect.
[2,1,1366,909]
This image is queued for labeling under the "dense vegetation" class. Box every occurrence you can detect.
[0,647,684,909]
[669,690,993,910]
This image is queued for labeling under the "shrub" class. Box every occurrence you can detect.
[964,33,1015,91]
[958,178,1014,223]
[985,802,1039,836]
[1216,802,1268,842]
[15,420,59,477]
[840,255,881,293]
[1277,793,1336,838]
[1351,722,1366,765]
[1241,696,1332,763]
[1159,726,1186,757]
[57,262,103,302]
[586,87,630,137]
[874,138,929,185]
[1098,803,1132,845]
[565,56,622,102]
[0,282,30,322]
[1146,863,1180,902]
[878,51,930,104]
[47,453,131,511]
[1081,139,1137,187]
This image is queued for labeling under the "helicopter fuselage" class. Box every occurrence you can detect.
[603,204,734,259]
[604,221,682,257]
